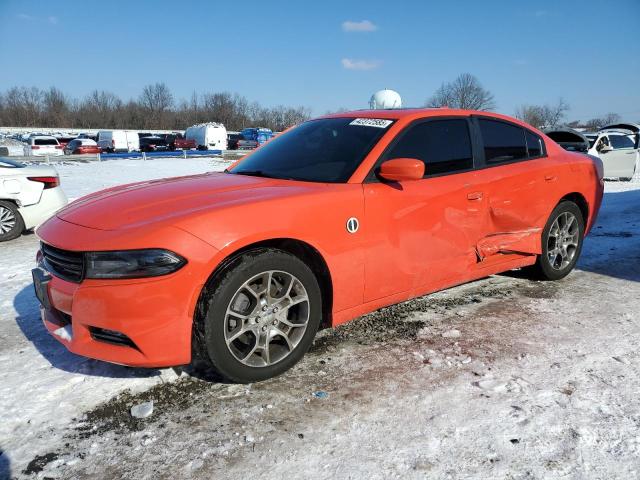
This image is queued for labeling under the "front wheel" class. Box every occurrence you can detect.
[196,249,322,383]
[530,201,585,280]
[0,201,25,242]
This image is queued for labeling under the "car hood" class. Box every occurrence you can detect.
[56,172,312,230]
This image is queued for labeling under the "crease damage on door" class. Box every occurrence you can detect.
[475,228,542,260]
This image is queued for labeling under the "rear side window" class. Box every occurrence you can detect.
[384,119,473,176]
[525,130,544,157]
[34,138,59,146]
[610,135,634,149]
[478,119,527,163]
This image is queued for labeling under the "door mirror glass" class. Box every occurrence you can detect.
[378,158,425,181]
[599,144,613,153]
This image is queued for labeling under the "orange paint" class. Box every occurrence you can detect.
[35,109,604,367]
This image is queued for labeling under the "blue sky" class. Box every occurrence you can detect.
[1,0,639,121]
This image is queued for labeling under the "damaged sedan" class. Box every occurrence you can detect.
[33,109,604,382]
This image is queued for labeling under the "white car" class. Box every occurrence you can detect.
[23,135,64,157]
[0,158,68,241]
[585,123,640,179]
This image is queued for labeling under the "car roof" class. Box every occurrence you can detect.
[321,108,540,130]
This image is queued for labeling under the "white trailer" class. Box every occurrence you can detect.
[185,123,227,150]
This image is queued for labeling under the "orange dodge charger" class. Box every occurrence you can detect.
[33,109,604,382]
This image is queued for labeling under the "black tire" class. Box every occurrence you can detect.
[195,248,322,383]
[528,200,585,280]
[0,200,25,242]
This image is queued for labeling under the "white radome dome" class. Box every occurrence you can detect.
[369,89,402,109]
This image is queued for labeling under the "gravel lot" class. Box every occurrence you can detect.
[1,160,639,479]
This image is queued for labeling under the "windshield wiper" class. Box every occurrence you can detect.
[232,169,274,178]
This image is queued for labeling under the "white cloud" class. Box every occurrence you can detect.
[341,58,382,71]
[16,13,59,24]
[342,20,378,32]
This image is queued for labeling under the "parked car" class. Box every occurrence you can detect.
[55,135,77,149]
[140,136,169,152]
[33,109,603,383]
[227,133,243,150]
[157,133,196,150]
[64,139,101,155]
[185,123,227,150]
[0,157,67,241]
[544,127,590,153]
[241,127,273,146]
[24,136,64,157]
[585,124,639,179]
[77,133,98,142]
[97,130,140,153]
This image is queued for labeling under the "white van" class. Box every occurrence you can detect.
[97,130,140,153]
[185,123,227,150]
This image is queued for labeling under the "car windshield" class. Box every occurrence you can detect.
[229,117,394,182]
[0,158,25,168]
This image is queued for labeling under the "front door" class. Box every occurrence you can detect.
[362,117,486,302]
[601,134,638,178]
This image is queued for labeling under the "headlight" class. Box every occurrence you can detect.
[85,249,186,279]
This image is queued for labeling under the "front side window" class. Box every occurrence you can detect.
[383,119,473,176]
[479,119,527,163]
[609,135,634,149]
[230,117,393,183]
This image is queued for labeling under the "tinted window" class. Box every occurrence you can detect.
[610,135,634,149]
[34,138,59,146]
[525,130,544,157]
[479,119,527,163]
[230,117,393,183]
[384,119,473,176]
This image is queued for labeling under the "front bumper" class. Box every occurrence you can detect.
[34,219,220,367]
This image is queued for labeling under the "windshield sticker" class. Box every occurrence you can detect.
[349,118,393,129]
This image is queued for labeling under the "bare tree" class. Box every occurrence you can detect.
[0,84,311,131]
[139,82,174,128]
[42,87,70,126]
[426,73,495,111]
[514,99,570,129]
[584,113,622,130]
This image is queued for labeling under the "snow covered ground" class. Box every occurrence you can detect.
[0,161,639,479]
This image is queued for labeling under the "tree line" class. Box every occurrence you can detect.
[0,83,312,132]
[425,73,626,130]
[0,76,628,132]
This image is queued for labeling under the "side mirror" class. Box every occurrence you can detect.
[599,144,613,153]
[378,158,425,182]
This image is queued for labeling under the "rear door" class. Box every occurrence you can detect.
[471,117,559,259]
[362,117,487,301]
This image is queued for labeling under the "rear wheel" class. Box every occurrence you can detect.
[196,249,322,383]
[0,201,25,242]
[529,201,584,280]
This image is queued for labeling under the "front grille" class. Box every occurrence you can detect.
[41,243,84,283]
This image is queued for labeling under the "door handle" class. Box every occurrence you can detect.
[467,192,483,201]
[545,175,557,182]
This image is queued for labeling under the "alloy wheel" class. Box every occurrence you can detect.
[224,270,310,367]
[546,211,579,270]
[0,206,16,234]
